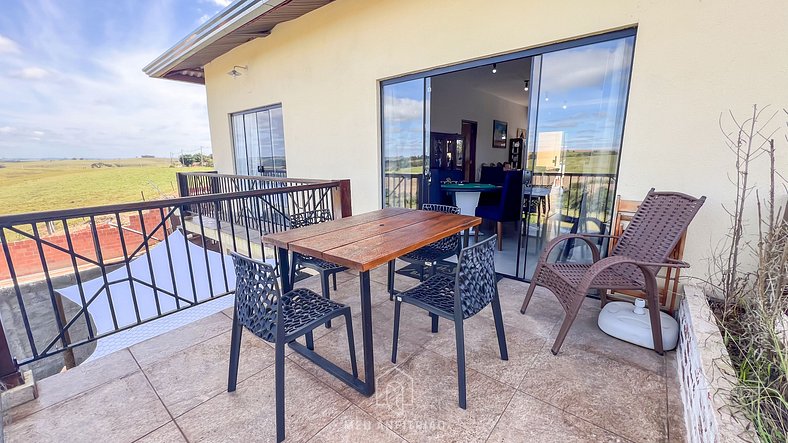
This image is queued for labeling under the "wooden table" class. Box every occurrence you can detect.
[263,207,481,396]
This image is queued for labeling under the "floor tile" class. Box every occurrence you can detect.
[557,298,666,376]
[518,347,667,442]
[357,349,514,443]
[142,329,276,417]
[308,405,406,443]
[130,312,231,367]
[9,349,139,421]
[488,391,630,442]
[4,372,169,443]
[424,314,547,387]
[666,352,687,442]
[137,422,187,442]
[176,360,350,442]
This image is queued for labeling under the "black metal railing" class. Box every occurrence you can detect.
[0,175,351,385]
[530,172,616,223]
[383,172,421,209]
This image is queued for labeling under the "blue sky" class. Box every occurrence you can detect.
[0,0,230,159]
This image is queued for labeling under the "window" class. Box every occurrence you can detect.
[231,105,286,176]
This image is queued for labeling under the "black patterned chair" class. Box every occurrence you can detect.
[289,209,348,328]
[390,235,507,409]
[228,252,358,443]
[386,204,462,333]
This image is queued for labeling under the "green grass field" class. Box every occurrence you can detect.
[0,158,212,216]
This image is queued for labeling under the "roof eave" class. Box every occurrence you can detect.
[143,0,286,81]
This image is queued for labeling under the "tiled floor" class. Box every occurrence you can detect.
[3,268,687,442]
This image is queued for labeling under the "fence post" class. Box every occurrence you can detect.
[332,180,352,218]
[0,317,23,389]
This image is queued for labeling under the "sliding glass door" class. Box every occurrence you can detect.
[518,36,635,279]
[381,79,430,208]
[232,105,286,177]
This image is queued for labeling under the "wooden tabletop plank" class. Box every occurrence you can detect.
[320,213,480,271]
[262,207,410,249]
[288,210,444,258]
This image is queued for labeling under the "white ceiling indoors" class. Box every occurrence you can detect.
[433,57,532,107]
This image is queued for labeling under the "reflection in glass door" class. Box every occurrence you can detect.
[382,79,430,208]
[518,36,635,279]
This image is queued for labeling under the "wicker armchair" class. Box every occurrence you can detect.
[289,209,348,328]
[228,252,357,442]
[391,235,507,409]
[520,189,705,355]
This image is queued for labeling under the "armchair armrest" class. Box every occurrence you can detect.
[539,234,603,264]
[576,255,692,300]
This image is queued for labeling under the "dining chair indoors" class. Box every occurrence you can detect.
[228,252,358,443]
[390,235,507,409]
[289,209,348,328]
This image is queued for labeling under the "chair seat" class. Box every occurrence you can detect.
[295,253,347,272]
[397,274,456,317]
[401,245,457,264]
[246,288,348,342]
[547,262,643,289]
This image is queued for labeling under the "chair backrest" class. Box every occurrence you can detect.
[422,204,461,251]
[454,235,497,319]
[479,165,505,186]
[611,189,705,280]
[498,170,524,221]
[290,208,334,229]
[231,252,281,342]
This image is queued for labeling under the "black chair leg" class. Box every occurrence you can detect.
[332,272,338,291]
[289,257,298,288]
[274,340,286,443]
[419,264,425,282]
[387,259,395,300]
[305,331,314,350]
[227,312,243,392]
[430,313,439,333]
[391,299,402,363]
[321,273,332,328]
[491,290,508,360]
[344,311,358,377]
[430,262,437,278]
[454,318,467,409]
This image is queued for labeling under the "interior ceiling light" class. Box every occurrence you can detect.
[523,80,529,91]
[492,63,497,74]
[228,65,248,78]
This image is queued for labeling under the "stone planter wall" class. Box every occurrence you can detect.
[676,285,754,443]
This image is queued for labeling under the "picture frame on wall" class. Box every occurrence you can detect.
[492,120,508,149]
[516,128,526,139]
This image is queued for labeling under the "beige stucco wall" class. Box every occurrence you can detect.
[203,0,788,275]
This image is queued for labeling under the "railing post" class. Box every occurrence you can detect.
[0,316,23,389]
[332,179,352,218]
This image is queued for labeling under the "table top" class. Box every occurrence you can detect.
[523,186,551,197]
[263,208,481,271]
[441,183,500,192]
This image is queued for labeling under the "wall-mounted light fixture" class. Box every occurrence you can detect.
[227,65,248,78]
[491,63,497,74]
[523,80,529,91]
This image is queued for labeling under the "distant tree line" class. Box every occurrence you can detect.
[178,153,213,167]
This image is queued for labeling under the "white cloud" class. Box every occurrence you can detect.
[212,0,232,7]
[198,14,211,24]
[10,67,50,80]
[0,35,20,54]
[31,130,44,137]
[0,126,16,134]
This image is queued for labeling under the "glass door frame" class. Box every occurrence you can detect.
[379,27,637,279]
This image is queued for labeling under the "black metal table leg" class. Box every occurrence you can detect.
[284,262,376,397]
[358,270,375,396]
[278,247,292,293]
[463,229,470,248]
